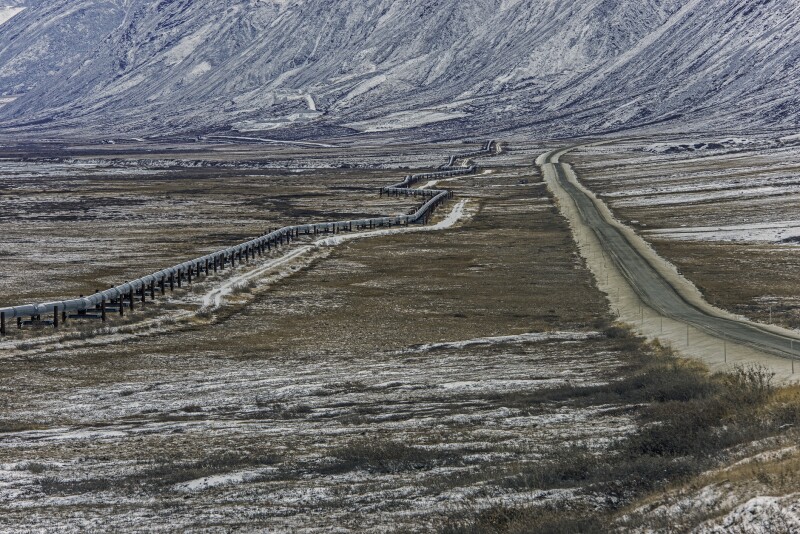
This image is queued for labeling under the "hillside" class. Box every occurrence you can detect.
[0,0,797,139]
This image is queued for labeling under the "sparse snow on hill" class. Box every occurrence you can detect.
[0,0,797,138]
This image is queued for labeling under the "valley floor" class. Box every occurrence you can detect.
[0,140,798,532]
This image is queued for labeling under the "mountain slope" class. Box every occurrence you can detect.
[0,1,125,98]
[0,0,797,139]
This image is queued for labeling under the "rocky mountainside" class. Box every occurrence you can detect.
[0,0,797,139]
[0,1,126,99]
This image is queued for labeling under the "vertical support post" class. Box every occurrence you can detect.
[101,299,107,322]
[170,274,175,292]
[150,281,155,300]
[177,271,182,288]
[129,290,135,312]
[54,306,59,329]
[17,317,22,329]
[1,312,5,337]
[119,295,125,316]
[188,268,192,284]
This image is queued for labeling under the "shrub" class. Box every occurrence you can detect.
[19,462,48,474]
[719,364,775,407]
[604,325,631,339]
[501,446,600,490]
[40,476,113,495]
[440,503,606,534]
[139,451,279,488]
[320,439,462,474]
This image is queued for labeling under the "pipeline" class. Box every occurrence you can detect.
[0,141,498,333]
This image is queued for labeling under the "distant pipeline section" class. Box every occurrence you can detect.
[0,141,497,335]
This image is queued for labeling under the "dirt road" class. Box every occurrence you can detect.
[539,147,800,364]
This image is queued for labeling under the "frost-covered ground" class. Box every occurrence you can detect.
[571,138,800,235]
[0,333,634,531]
[620,436,800,533]
[0,140,471,305]
[0,143,635,530]
[2,140,799,531]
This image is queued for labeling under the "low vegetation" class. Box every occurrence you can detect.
[2,150,797,531]
[442,327,799,533]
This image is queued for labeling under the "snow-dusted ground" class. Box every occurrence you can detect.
[621,438,800,533]
[0,142,468,304]
[0,149,644,530]
[3,140,797,530]
[572,138,800,238]
[644,220,800,243]
[0,331,631,531]
[699,495,800,533]
[345,110,471,133]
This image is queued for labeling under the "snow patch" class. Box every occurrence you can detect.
[339,74,386,104]
[644,221,800,243]
[345,110,469,133]
[165,26,212,66]
[187,61,212,79]
[0,7,23,26]
[413,331,599,352]
[174,470,271,492]
[698,494,800,533]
